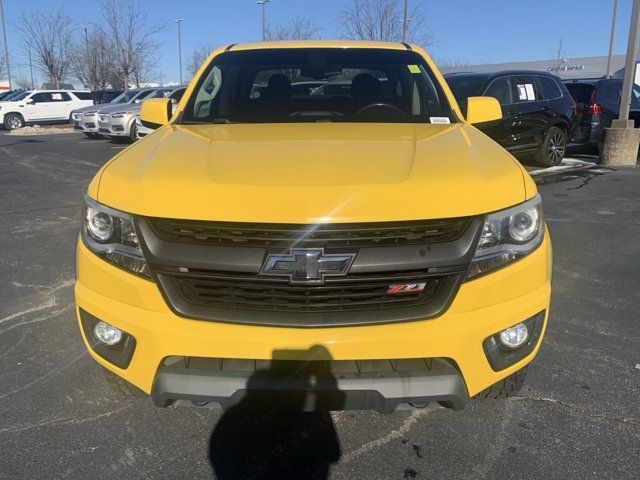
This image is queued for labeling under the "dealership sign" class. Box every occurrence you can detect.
[547,64,585,72]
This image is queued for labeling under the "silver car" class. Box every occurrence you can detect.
[71,88,156,138]
[98,86,186,142]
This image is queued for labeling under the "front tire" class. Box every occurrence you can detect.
[129,122,138,142]
[4,113,24,131]
[84,132,99,139]
[536,126,566,167]
[473,366,528,399]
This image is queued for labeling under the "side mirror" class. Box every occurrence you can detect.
[466,96,502,124]
[26,98,34,104]
[140,98,172,130]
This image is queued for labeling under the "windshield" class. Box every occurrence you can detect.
[444,76,486,105]
[6,91,32,102]
[181,48,454,124]
[111,90,142,104]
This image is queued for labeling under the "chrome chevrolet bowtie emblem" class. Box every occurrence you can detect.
[261,249,355,284]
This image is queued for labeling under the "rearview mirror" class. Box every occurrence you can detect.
[140,98,172,130]
[466,96,502,124]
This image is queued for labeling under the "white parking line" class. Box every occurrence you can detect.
[110,146,126,150]
[77,141,109,144]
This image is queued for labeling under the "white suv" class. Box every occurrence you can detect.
[0,90,94,130]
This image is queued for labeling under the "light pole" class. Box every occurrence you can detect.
[606,0,619,79]
[0,0,11,90]
[175,19,184,85]
[402,0,409,43]
[257,0,271,42]
[28,44,34,88]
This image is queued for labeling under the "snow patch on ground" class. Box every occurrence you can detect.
[529,157,596,176]
[8,125,74,136]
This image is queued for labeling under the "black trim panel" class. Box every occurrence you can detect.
[151,357,468,412]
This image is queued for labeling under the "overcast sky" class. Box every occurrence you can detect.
[1,0,634,86]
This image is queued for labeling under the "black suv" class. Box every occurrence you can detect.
[564,79,640,151]
[445,71,575,166]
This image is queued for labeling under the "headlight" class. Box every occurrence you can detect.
[467,194,544,279]
[111,111,132,118]
[84,111,97,117]
[82,195,150,278]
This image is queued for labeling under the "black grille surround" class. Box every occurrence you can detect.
[137,216,484,328]
[147,217,472,248]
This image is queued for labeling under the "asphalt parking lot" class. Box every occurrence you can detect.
[0,130,638,480]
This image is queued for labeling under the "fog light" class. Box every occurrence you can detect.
[93,321,123,346]
[499,323,529,349]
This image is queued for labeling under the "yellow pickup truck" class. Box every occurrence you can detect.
[75,41,551,412]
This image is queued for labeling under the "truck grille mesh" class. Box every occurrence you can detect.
[147,217,471,248]
[167,270,445,313]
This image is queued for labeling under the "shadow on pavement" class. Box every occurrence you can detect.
[209,345,343,479]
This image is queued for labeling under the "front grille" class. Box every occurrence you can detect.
[147,217,472,248]
[166,269,446,313]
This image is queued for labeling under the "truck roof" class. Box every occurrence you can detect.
[224,40,413,52]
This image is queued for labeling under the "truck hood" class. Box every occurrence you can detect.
[96,123,530,223]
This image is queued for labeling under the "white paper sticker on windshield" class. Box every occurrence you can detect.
[517,84,527,100]
[51,93,62,100]
[430,117,450,124]
[525,84,536,100]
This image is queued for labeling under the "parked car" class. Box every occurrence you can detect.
[0,90,94,130]
[564,78,640,150]
[71,88,157,138]
[445,71,575,166]
[92,89,125,105]
[0,89,27,102]
[0,89,23,101]
[77,41,551,412]
[134,86,187,139]
[97,86,186,142]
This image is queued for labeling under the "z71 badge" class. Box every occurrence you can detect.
[386,283,427,294]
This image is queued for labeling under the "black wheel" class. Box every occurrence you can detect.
[536,126,566,167]
[84,132,99,139]
[129,122,138,142]
[4,113,24,130]
[473,366,528,399]
[102,367,145,398]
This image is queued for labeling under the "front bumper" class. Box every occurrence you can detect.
[75,230,551,408]
[98,115,132,137]
[72,116,99,133]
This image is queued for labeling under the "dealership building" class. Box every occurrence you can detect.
[440,54,630,80]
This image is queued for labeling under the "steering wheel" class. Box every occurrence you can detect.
[355,102,405,116]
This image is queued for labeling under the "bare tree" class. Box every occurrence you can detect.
[436,58,471,68]
[266,16,321,41]
[70,28,120,90]
[131,55,158,87]
[16,8,74,88]
[14,73,31,89]
[97,0,163,88]
[549,35,568,74]
[187,42,214,78]
[338,0,431,45]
